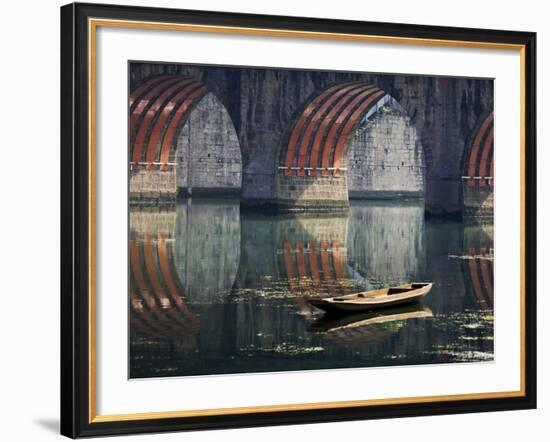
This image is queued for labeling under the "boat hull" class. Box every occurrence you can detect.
[308,283,432,314]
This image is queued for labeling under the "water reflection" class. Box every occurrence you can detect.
[129,207,200,352]
[462,224,494,309]
[174,199,240,304]
[308,304,433,333]
[347,201,425,287]
[130,199,494,378]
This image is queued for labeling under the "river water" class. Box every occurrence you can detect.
[129,199,494,378]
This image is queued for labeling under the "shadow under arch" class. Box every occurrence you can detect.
[128,75,242,200]
[275,81,425,210]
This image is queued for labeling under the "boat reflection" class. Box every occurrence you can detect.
[308,303,433,334]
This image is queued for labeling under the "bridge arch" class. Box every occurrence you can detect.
[129,75,242,199]
[276,81,424,209]
[461,111,494,220]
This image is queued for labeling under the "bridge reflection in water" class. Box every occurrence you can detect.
[130,199,494,378]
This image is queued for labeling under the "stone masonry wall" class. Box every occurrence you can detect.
[348,99,424,199]
[275,174,349,210]
[129,167,176,200]
[176,93,242,195]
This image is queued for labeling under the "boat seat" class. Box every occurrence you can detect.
[388,288,412,294]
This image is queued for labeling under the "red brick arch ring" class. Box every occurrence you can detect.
[279,81,396,178]
[464,111,494,188]
[129,75,210,171]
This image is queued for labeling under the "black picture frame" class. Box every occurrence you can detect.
[61,2,537,438]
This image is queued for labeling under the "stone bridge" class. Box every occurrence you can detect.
[129,63,494,217]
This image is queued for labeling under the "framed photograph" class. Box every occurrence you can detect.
[60,2,536,438]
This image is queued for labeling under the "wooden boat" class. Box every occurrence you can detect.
[308,304,433,333]
[307,282,433,314]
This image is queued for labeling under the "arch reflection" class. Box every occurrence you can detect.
[129,206,200,352]
[462,224,494,309]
